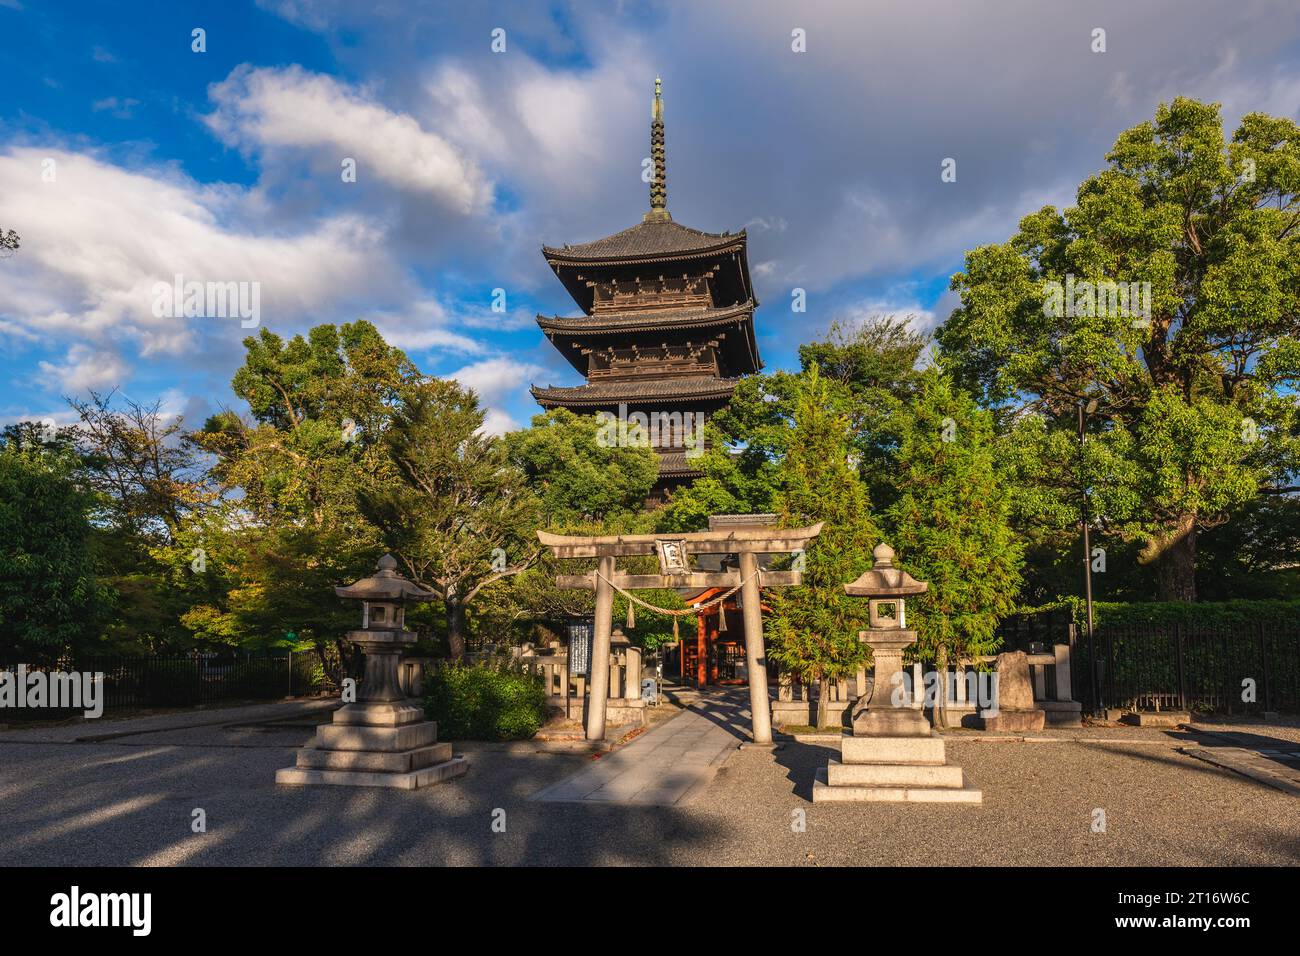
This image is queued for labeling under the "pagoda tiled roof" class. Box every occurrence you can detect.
[537,300,754,336]
[657,450,705,476]
[530,375,741,408]
[543,219,745,265]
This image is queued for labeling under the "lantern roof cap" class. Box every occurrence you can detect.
[843,542,929,597]
[334,554,437,602]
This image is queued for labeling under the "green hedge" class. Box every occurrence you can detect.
[1018,598,1300,631]
[422,662,548,740]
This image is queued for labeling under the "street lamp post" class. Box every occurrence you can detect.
[1077,398,1101,714]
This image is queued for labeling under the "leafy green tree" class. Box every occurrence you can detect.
[359,380,540,659]
[69,390,211,550]
[62,391,218,651]
[1194,495,1300,599]
[171,519,358,656]
[798,316,927,400]
[661,315,923,531]
[488,409,686,647]
[0,426,102,657]
[195,321,417,527]
[503,408,658,525]
[881,368,1024,724]
[180,321,412,666]
[938,98,1300,601]
[764,366,879,727]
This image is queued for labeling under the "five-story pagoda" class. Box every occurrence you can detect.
[531,78,763,504]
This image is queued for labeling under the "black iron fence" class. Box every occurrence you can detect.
[0,653,324,721]
[1069,622,1300,715]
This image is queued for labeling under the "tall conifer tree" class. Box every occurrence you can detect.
[883,367,1024,723]
[765,365,879,727]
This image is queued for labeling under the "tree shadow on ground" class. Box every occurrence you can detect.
[772,740,838,801]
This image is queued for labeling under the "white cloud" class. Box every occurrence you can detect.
[92,97,139,119]
[448,356,547,435]
[0,147,392,353]
[422,55,647,221]
[0,146,491,411]
[450,356,545,403]
[206,65,492,214]
[480,407,521,436]
[37,343,128,392]
[363,298,483,355]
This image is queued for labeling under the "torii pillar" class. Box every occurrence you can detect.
[739,548,773,745]
[587,555,616,741]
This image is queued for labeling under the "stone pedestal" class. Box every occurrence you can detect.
[977,709,1046,732]
[276,627,467,790]
[813,731,982,803]
[1041,700,1083,727]
[974,650,1046,732]
[847,628,928,736]
[813,625,981,804]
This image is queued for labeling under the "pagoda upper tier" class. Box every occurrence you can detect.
[530,77,763,500]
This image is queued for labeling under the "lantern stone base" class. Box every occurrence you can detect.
[975,707,1046,732]
[276,756,468,791]
[812,765,983,803]
[276,703,467,791]
[812,732,982,804]
[852,704,932,738]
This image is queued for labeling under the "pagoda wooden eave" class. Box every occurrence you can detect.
[536,300,755,337]
[530,375,741,408]
[541,222,746,266]
[541,223,754,319]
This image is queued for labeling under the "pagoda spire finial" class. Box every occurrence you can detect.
[645,75,671,222]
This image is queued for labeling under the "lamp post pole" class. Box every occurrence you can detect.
[1078,399,1100,714]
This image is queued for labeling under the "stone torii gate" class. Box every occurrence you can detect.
[538,517,822,744]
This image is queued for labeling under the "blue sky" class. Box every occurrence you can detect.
[2,0,1299,434]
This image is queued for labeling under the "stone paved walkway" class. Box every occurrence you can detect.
[1179,726,1300,797]
[530,690,750,805]
[0,697,339,744]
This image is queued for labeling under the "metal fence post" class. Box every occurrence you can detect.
[1257,621,1269,714]
[1067,620,1082,707]
[1106,626,1117,712]
[1175,621,1186,713]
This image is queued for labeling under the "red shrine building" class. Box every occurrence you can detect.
[530,78,763,505]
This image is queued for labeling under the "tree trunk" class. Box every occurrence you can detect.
[1153,516,1197,602]
[446,599,468,660]
[816,676,830,729]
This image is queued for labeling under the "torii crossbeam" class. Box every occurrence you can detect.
[538,518,823,744]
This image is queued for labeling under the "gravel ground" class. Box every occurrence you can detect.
[1,705,1297,866]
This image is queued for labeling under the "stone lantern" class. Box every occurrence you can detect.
[276,554,468,790]
[331,553,431,728]
[812,542,981,803]
[843,542,930,738]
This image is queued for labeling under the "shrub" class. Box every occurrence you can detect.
[422,662,548,740]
